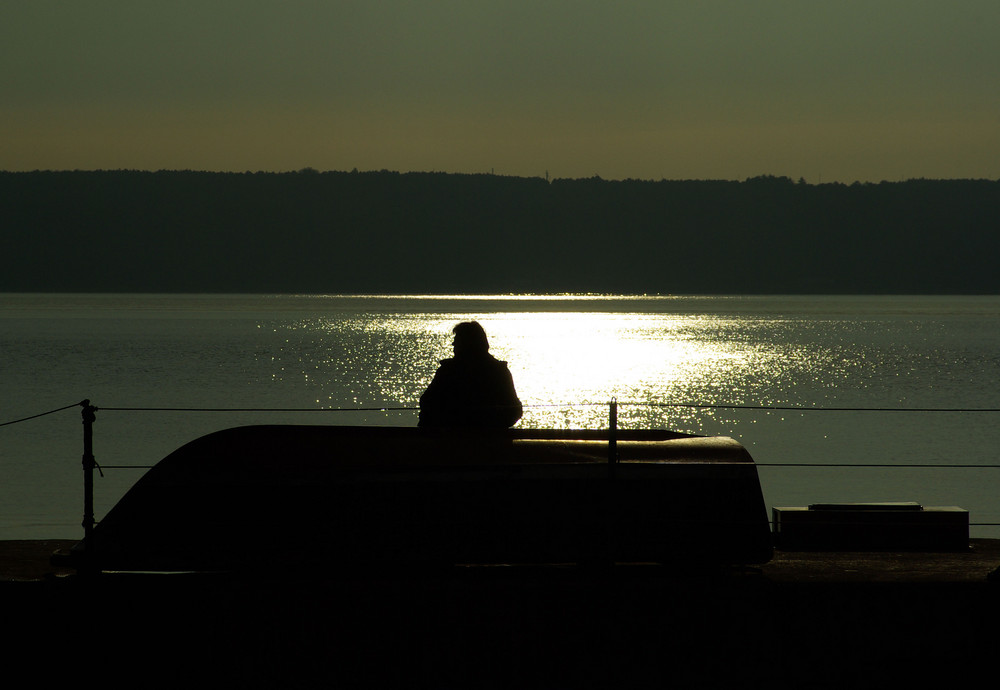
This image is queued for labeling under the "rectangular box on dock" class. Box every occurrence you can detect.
[772,502,969,552]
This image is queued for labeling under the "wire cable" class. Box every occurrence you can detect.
[98,406,418,413]
[620,401,1000,413]
[0,401,85,427]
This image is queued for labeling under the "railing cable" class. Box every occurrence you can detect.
[622,401,1000,413]
[0,401,84,427]
[98,405,418,413]
[756,462,1000,469]
[62,401,1000,415]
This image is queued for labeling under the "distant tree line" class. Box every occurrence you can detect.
[2,170,999,294]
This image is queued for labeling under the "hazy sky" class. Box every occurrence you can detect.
[4,1,998,182]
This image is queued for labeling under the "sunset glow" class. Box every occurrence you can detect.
[4,3,998,182]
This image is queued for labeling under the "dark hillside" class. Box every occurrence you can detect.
[2,170,998,294]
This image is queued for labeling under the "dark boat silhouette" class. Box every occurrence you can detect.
[65,425,773,573]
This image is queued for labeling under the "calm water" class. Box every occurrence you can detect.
[2,293,999,540]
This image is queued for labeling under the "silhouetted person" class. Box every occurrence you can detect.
[419,322,522,428]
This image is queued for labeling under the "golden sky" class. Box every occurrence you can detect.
[3,1,998,182]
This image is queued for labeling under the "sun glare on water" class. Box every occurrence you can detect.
[278,299,772,433]
[458,311,752,430]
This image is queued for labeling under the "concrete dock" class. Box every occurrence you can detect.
[5,538,1000,583]
[4,539,1000,687]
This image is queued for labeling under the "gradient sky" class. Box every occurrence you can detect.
[4,1,998,182]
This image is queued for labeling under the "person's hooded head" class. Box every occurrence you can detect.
[452,321,490,358]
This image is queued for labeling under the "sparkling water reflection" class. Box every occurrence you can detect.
[264,304,901,435]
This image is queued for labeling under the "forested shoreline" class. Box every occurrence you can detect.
[3,170,999,294]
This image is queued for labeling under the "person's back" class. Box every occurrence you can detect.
[418,322,522,429]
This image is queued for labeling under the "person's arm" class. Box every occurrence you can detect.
[418,369,442,427]
[498,365,522,427]
[418,361,453,427]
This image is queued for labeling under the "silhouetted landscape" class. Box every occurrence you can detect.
[3,170,999,294]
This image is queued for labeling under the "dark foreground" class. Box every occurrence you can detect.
[4,539,1000,688]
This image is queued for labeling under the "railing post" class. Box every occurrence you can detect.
[81,399,97,575]
[605,398,618,568]
[608,398,618,479]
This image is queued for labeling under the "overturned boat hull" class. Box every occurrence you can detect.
[72,426,773,572]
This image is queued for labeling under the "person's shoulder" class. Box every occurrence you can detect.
[486,354,510,369]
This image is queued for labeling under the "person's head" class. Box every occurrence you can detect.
[452,321,489,357]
